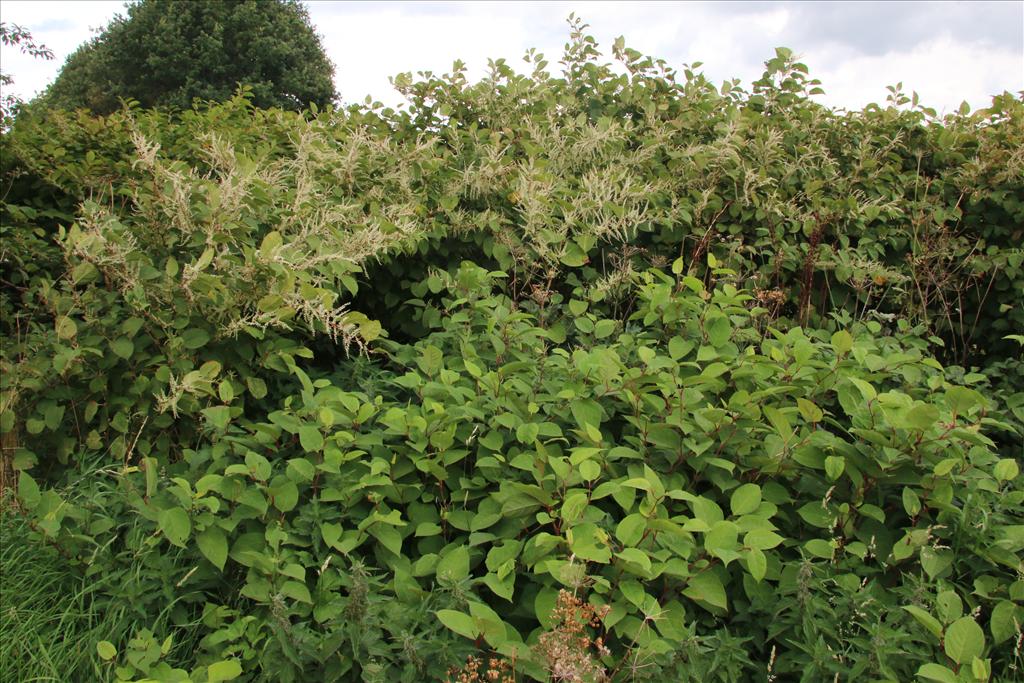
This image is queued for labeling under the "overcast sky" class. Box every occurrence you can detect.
[1,1,1021,114]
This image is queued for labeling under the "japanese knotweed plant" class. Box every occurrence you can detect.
[16,262,1022,682]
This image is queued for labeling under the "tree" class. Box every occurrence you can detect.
[1,23,54,121]
[42,0,337,114]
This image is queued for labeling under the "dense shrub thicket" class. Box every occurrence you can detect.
[1,19,1022,682]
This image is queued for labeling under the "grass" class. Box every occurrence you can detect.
[0,504,107,681]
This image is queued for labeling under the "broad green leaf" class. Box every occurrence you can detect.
[298,425,324,452]
[944,616,985,665]
[990,600,1021,644]
[904,403,939,431]
[762,406,793,443]
[17,471,40,509]
[902,605,942,639]
[746,547,766,582]
[804,539,833,559]
[994,459,1019,482]
[286,458,316,482]
[916,663,958,683]
[683,571,727,612]
[616,548,651,570]
[56,316,77,339]
[796,397,823,423]
[203,406,231,430]
[902,487,921,517]
[516,422,539,444]
[207,659,243,682]
[744,529,784,550]
[159,507,191,548]
[937,591,963,623]
[181,328,210,349]
[831,330,853,355]
[567,522,612,563]
[706,314,731,347]
[705,520,739,562]
[369,524,402,556]
[281,580,312,604]
[946,386,983,416]
[96,641,117,661]
[729,484,761,516]
[436,546,470,582]
[616,513,647,547]
[246,377,267,399]
[111,338,134,360]
[436,609,479,640]
[824,455,845,481]
[197,527,228,571]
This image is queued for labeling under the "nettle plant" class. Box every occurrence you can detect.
[16,262,1023,681]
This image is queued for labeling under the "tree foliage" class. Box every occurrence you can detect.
[2,16,1022,683]
[41,0,337,114]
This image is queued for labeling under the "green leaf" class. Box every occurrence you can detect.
[902,487,921,517]
[369,524,402,556]
[245,452,272,481]
[669,336,693,360]
[55,316,77,340]
[683,571,727,612]
[436,609,479,640]
[616,513,647,547]
[181,328,210,349]
[744,529,784,550]
[916,663,958,683]
[96,641,117,661]
[567,522,612,563]
[197,527,228,571]
[903,605,943,639]
[831,330,853,355]
[436,546,470,582]
[705,314,731,347]
[281,580,312,604]
[111,338,134,360]
[945,386,983,415]
[705,521,740,563]
[944,616,985,665]
[824,455,845,481]
[729,484,761,516]
[937,591,963,623]
[990,600,1021,644]
[796,397,823,423]
[298,425,324,452]
[762,406,793,443]
[17,471,40,509]
[904,404,939,431]
[570,399,602,432]
[994,458,1019,482]
[246,377,268,399]
[616,548,651,570]
[203,406,231,430]
[158,507,191,548]
[207,659,243,682]
[516,422,539,444]
[746,547,766,582]
[804,539,833,559]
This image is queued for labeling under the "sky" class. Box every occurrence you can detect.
[1,0,1022,114]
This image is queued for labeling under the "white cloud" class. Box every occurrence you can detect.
[1,0,1020,112]
[803,35,1024,114]
[1,1,127,100]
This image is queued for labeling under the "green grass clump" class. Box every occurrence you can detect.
[0,506,102,681]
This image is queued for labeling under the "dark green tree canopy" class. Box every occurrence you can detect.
[42,0,337,114]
